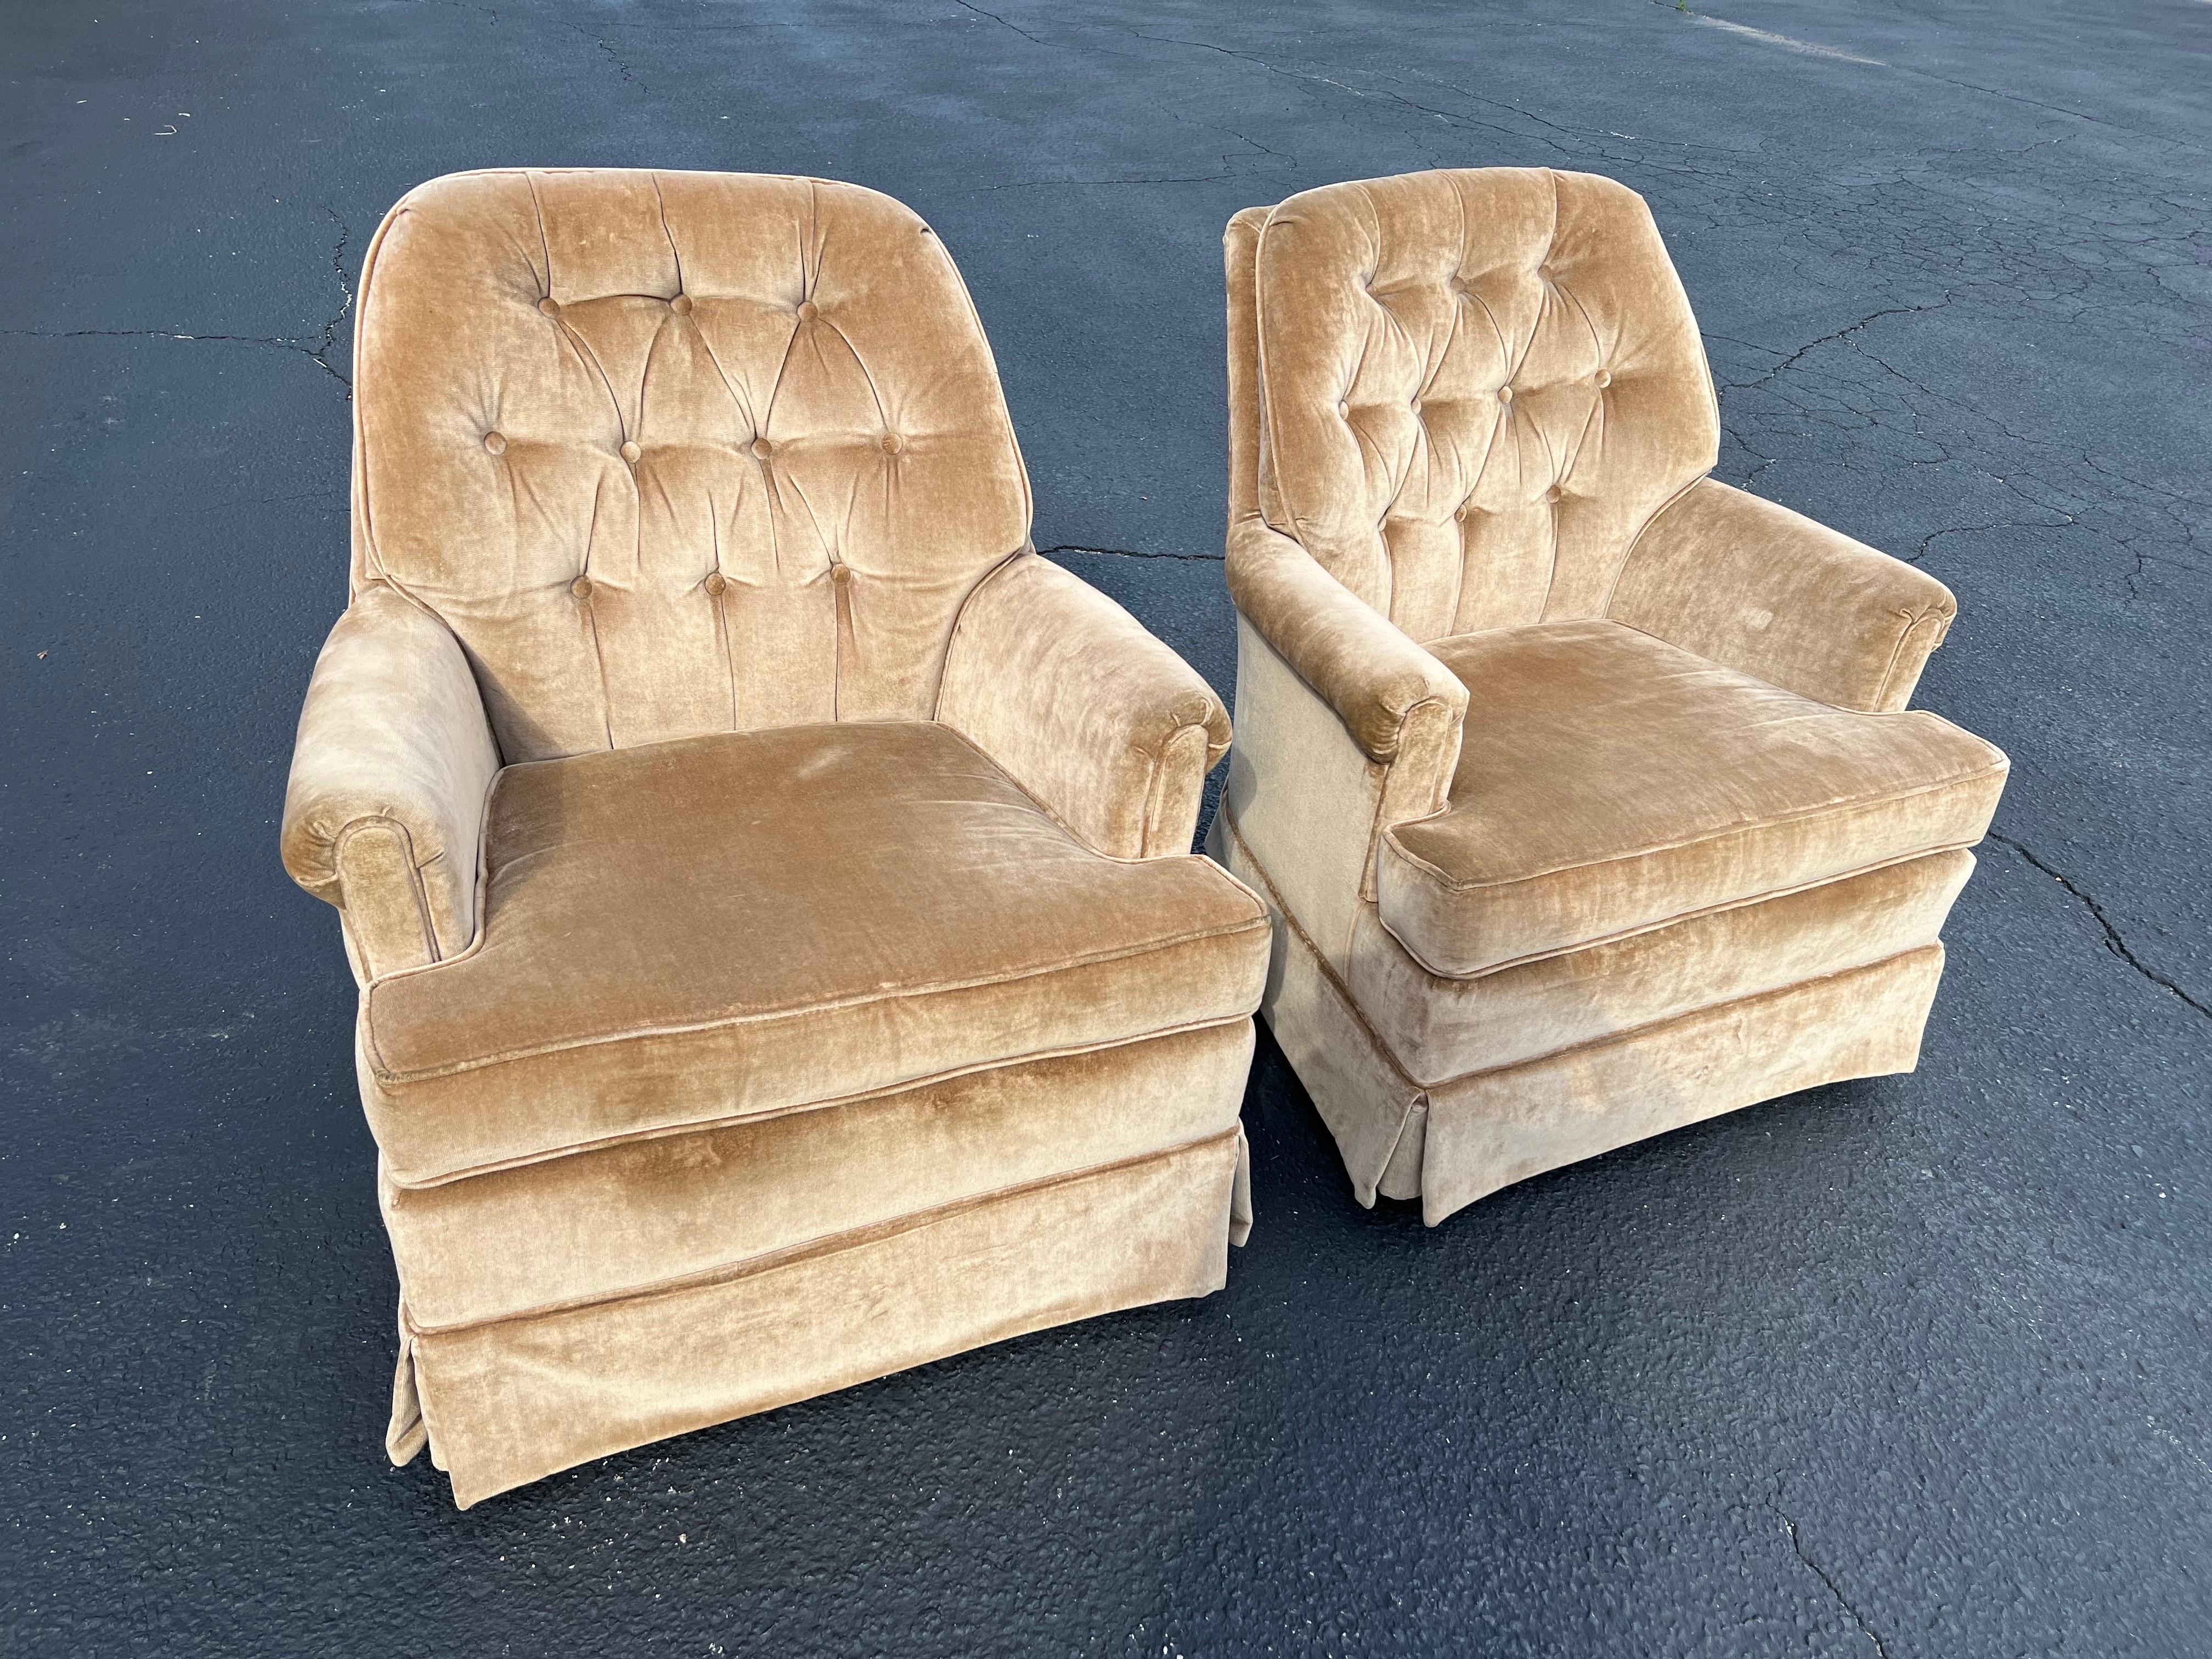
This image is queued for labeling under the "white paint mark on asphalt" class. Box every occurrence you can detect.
[1694,15,1886,66]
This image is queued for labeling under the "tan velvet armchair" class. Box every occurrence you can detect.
[280,169,1268,1506]
[1207,168,2009,1225]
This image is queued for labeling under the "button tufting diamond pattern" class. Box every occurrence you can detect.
[352,168,1031,761]
[1250,167,1718,641]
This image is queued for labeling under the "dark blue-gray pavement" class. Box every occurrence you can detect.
[3,2,2207,1653]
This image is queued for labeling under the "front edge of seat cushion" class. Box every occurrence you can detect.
[361,721,1270,1184]
[384,1021,1254,1330]
[1350,849,1974,1083]
[1379,619,2007,978]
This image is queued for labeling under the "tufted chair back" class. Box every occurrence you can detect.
[1229,168,1719,642]
[350,169,1032,762]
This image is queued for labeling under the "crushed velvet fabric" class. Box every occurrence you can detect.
[938,552,1232,857]
[363,720,1266,1184]
[383,1024,1255,1330]
[1224,518,1467,765]
[1379,620,2007,977]
[281,170,1258,1501]
[1216,814,1944,1224]
[1412,947,1945,1223]
[1218,167,2010,1221]
[1350,851,1974,1082]
[404,1130,1245,1509]
[1611,478,1958,714]
[280,584,501,977]
[349,169,1030,759]
[1249,167,1717,636]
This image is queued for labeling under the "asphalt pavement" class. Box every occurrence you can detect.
[3,2,2207,1653]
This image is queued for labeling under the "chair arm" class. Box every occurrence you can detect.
[280,583,501,977]
[1224,517,1468,768]
[1214,520,1468,972]
[1609,478,1959,712]
[936,552,1230,859]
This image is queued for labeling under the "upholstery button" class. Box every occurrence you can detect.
[571,576,595,600]
[670,294,693,316]
[1594,369,1612,388]
[1410,398,1424,415]
[537,297,560,317]
[751,437,773,460]
[880,432,904,455]
[830,563,852,584]
[796,301,818,321]
[1454,504,1469,522]
[1337,400,1351,419]
[619,440,642,464]
[1546,486,1565,504]
[482,431,507,455]
[1498,385,1514,404]
[703,572,727,597]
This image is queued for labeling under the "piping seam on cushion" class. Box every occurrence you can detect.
[1404,941,1945,1092]
[399,1125,1246,1335]
[1378,758,2008,895]
[1373,839,1988,982]
[378,1013,1261,1188]
[365,910,1269,1084]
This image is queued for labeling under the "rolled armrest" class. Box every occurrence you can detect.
[280,583,501,977]
[1609,478,1958,712]
[1215,519,1468,971]
[936,552,1230,859]
[1224,518,1468,763]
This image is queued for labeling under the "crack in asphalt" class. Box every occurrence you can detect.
[1038,544,1224,563]
[3,205,359,390]
[947,0,1048,48]
[1906,516,2071,567]
[1717,296,1957,398]
[0,325,351,386]
[1769,1499,1893,1659]
[1989,834,2212,1021]
[419,0,645,87]
[958,172,1252,193]
[953,9,2202,611]
[317,206,354,373]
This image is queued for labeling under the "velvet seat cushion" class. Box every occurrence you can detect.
[1375,619,2008,979]
[363,720,1270,1186]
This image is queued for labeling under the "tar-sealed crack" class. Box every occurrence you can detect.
[0,325,350,387]
[1038,543,1224,562]
[1990,833,2212,1021]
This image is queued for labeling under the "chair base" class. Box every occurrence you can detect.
[388,1126,1247,1508]
[1210,814,1942,1227]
